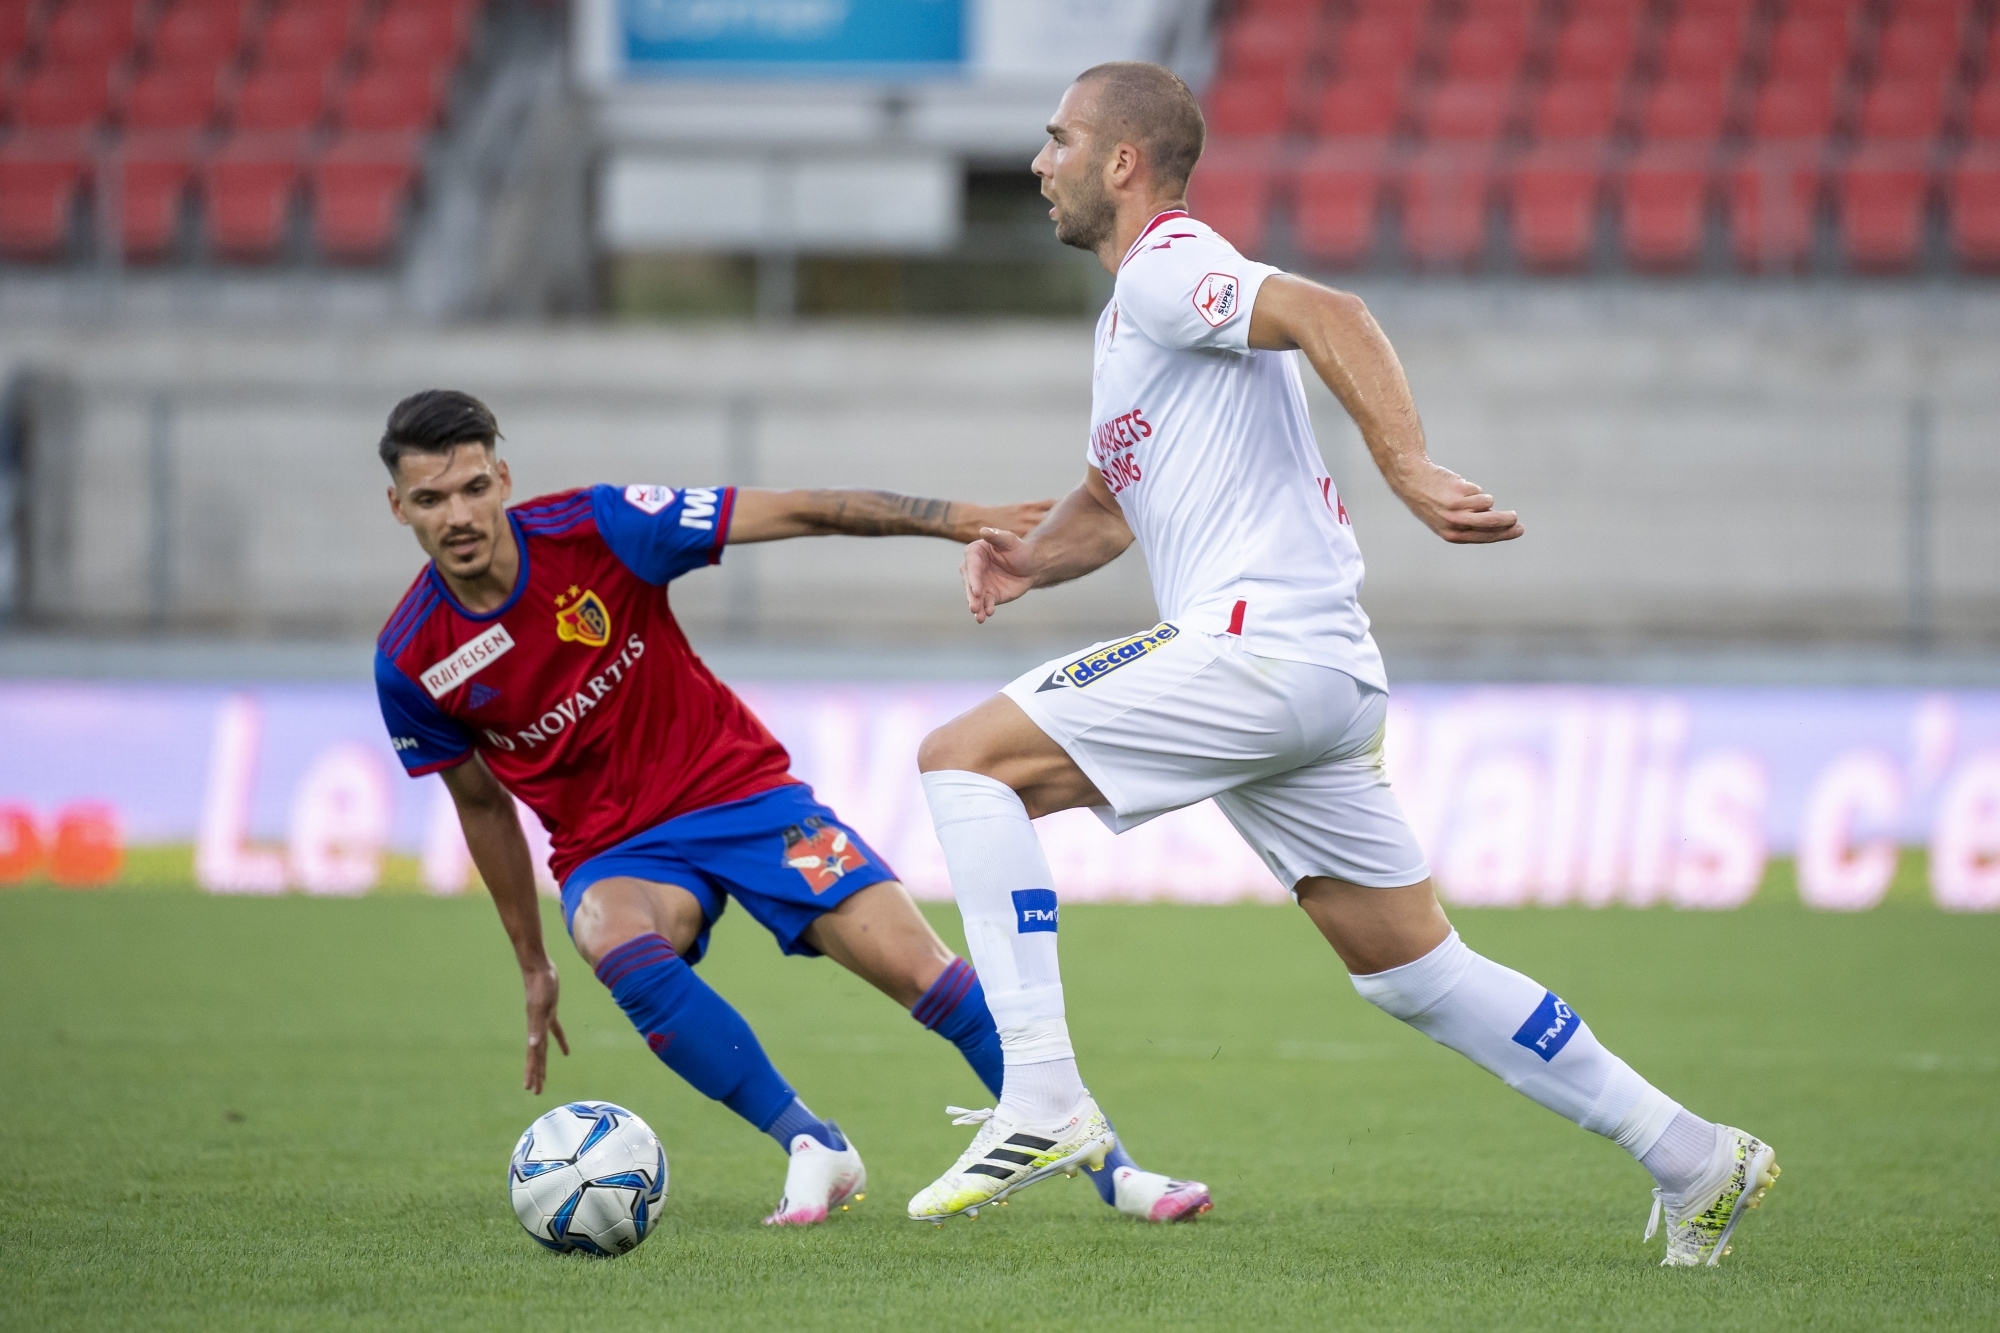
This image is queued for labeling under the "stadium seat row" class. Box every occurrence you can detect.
[1190,139,2000,270]
[1203,0,2000,271]
[0,0,482,262]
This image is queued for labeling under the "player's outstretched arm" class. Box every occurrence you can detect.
[439,755,570,1095]
[1248,274,1524,545]
[724,488,1054,544]
[962,468,1134,623]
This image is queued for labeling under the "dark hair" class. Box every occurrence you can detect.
[1073,61,1206,194]
[379,389,501,474]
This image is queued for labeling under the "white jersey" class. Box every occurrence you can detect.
[1087,209,1385,691]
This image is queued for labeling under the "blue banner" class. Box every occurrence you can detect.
[622,0,965,73]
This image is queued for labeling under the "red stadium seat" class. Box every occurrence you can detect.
[42,0,142,65]
[1968,81,2000,144]
[1657,12,1748,84]
[1510,144,1603,271]
[1767,15,1851,82]
[1729,151,1821,269]
[1549,13,1640,81]
[339,66,448,132]
[231,65,328,131]
[1874,14,1963,80]
[1531,76,1622,143]
[1638,77,1730,144]
[1421,79,1512,144]
[202,133,303,260]
[257,1,360,69]
[1838,148,1929,271]
[1219,12,1319,84]
[363,2,472,70]
[10,62,118,130]
[1856,75,1946,144]
[1295,140,1385,267]
[1185,158,1276,259]
[1749,74,1839,144]
[119,138,200,261]
[148,1,246,66]
[1204,78,1292,137]
[1399,146,1493,268]
[1312,75,1403,138]
[120,63,222,130]
[312,130,421,261]
[0,152,86,259]
[0,3,33,66]
[1620,146,1709,269]
[1335,12,1425,79]
[1946,151,2000,268]
[1442,13,1530,82]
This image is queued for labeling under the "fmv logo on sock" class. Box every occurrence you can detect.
[1510,991,1580,1062]
[1012,889,1059,933]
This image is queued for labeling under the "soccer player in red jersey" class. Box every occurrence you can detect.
[374,390,1211,1226]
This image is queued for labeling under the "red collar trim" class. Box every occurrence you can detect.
[1120,209,1191,268]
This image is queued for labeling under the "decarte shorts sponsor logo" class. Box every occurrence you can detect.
[554,586,612,648]
[1036,622,1180,692]
[1193,271,1239,327]
[783,816,865,894]
[623,484,675,515]
[1012,888,1059,933]
[480,632,646,752]
[421,623,515,699]
[1510,991,1581,1063]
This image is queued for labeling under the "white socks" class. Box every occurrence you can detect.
[1641,1110,1727,1202]
[921,770,1086,1125]
[1350,931,1689,1167]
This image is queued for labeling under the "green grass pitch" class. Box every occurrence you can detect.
[3,883,1996,1331]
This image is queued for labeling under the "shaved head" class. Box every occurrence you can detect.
[1072,61,1206,194]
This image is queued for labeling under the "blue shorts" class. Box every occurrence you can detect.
[559,784,897,965]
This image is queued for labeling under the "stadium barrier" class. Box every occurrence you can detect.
[0,681,1996,912]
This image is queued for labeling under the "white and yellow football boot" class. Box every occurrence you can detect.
[907,1097,1115,1222]
[1643,1126,1780,1266]
[762,1129,866,1226]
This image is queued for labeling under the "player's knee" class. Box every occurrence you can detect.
[917,721,980,774]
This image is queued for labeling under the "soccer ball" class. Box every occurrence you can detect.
[509,1101,667,1255]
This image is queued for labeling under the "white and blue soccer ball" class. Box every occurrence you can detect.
[509,1102,667,1256]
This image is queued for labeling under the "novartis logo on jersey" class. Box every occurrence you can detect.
[479,632,646,752]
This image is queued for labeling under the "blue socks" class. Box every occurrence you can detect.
[594,934,838,1153]
[910,956,1004,1096]
[910,956,1138,1205]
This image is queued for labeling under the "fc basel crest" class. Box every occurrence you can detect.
[783,817,864,894]
[554,587,611,648]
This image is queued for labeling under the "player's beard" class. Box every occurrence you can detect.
[1050,162,1118,253]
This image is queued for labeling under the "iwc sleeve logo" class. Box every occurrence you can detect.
[553,586,612,648]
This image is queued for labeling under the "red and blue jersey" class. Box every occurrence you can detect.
[374,484,796,884]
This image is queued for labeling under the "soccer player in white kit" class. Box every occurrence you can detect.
[904,63,1780,1267]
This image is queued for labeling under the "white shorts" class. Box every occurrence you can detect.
[1003,623,1430,891]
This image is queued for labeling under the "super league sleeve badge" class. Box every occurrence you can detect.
[554,586,613,648]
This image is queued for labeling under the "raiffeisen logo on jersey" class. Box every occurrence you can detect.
[421,623,515,699]
[1037,623,1180,691]
[1192,272,1239,327]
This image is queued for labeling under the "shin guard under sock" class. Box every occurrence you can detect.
[1350,931,1683,1161]
[593,934,804,1146]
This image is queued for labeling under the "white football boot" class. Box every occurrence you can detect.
[762,1128,866,1226]
[907,1096,1115,1223]
[1111,1166,1213,1223]
[1643,1125,1780,1266]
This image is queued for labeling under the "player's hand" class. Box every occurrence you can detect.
[953,499,1054,543]
[963,528,1040,623]
[522,959,570,1095]
[1397,462,1524,544]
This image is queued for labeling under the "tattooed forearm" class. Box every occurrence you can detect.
[812,490,960,538]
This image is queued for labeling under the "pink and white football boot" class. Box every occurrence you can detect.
[1112,1166,1213,1223]
[762,1129,866,1226]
